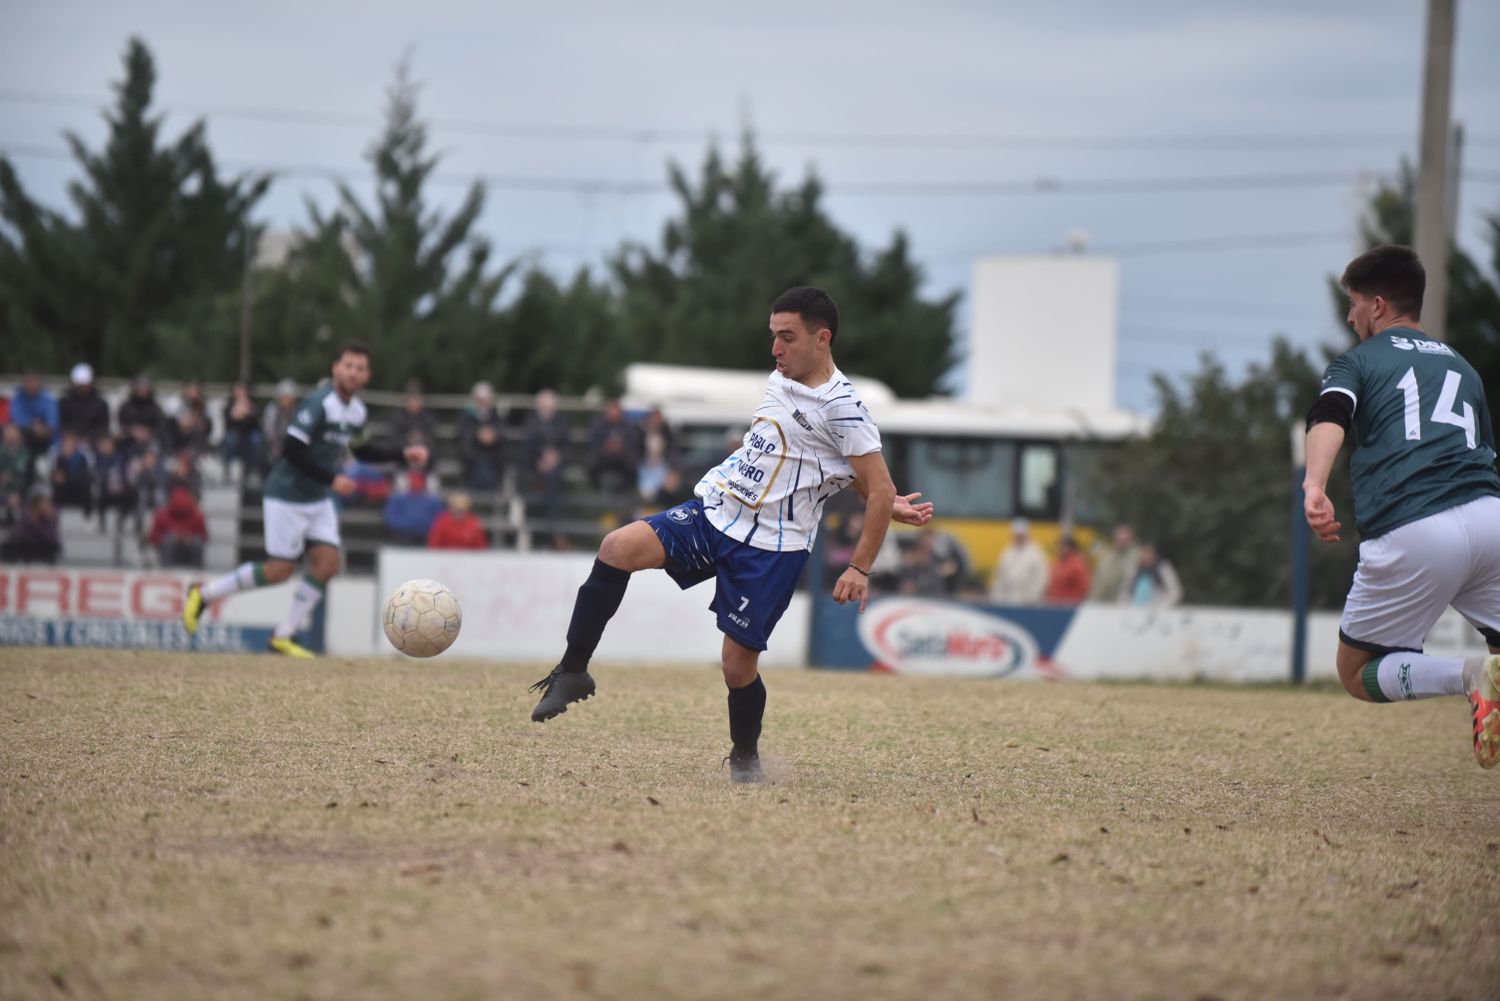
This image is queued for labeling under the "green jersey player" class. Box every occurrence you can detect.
[182,343,428,656]
[1303,244,1500,767]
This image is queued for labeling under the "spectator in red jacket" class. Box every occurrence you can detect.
[427,492,488,550]
[149,485,208,568]
[1044,534,1093,605]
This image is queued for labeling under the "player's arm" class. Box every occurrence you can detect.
[1303,391,1353,543]
[849,467,934,526]
[281,433,355,495]
[351,438,428,468]
[836,451,898,612]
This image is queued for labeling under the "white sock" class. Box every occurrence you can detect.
[1367,653,1466,702]
[201,562,264,602]
[274,575,326,639]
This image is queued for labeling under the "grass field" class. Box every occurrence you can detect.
[2,649,1498,1001]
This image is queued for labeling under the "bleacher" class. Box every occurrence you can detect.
[5,374,691,573]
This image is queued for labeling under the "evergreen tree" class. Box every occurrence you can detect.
[250,57,510,390]
[0,37,267,376]
[611,139,959,396]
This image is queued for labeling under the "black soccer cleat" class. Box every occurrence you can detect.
[724,747,764,784]
[528,666,596,722]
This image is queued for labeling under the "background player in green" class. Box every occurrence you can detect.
[182,343,428,656]
[1303,244,1500,767]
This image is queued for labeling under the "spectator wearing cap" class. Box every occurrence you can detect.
[391,380,438,470]
[989,518,1049,606]
[458,381,508,493]
[427,492,488,550]
[149,485,208,568]
[383,470,445,546]
[11,372,59,441]
[1044,535,1093,605]
[58,363,111,444]
[1,486,61,564]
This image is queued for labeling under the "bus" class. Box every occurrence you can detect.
[622,363,1149,587]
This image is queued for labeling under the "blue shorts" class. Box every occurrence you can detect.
[644,499,809,652]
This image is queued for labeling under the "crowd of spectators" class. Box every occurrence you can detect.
[2,368,711,566]
[826,513,1183,609]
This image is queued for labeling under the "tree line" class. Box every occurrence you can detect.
[0,39,957,398]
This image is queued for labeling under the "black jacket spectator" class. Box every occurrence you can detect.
[588,399,640,494]
[49,432,94,515]
[392,384,438,470]
[458,382,508,492]
[117,376,166,444]
[1,490,61,564]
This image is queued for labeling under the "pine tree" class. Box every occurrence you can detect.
[610,138,959,396]
[0,37,267,376]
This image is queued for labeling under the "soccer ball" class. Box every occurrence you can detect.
[383,579,462,658]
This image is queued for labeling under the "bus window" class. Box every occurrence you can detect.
[903,437,1016,520]
[1018,442,1060,520]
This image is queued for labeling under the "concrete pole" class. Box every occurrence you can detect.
[1414,0,1456,340]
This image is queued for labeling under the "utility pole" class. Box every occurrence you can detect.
[1414,0,1455,340]
[238,222,254,383]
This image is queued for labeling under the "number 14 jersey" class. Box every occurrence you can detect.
[695,368,883,553]
[1320,326,1500,539]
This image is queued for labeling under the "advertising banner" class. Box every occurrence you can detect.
[0,565,318,653]
[377,548,810,666]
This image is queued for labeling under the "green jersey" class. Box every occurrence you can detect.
[263,385,369,503]
[1320,326,1500,539]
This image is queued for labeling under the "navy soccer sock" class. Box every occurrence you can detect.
[727,674,767,753]
[560,559,632,672]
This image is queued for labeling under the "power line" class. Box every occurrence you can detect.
[2,87,1497,152]
[0,144,1422,199]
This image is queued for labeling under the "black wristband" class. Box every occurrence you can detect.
[848,563,870,577]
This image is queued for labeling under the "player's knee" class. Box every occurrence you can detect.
[1338,670,1374,702]
[598,524,654,571]
[263,560,295,584]
[722,660,758,689]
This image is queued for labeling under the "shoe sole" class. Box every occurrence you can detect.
[532,691,591,723]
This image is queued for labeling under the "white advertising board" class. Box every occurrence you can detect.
[376,549,811,667]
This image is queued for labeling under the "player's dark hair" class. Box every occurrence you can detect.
[336,341,372,363]
[1341,244,1425,319]
[771,286,840,344]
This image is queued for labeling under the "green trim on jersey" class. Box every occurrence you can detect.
[262,385,369,503]
[1319,327,1500,539]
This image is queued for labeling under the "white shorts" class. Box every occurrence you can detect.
[263,497,341,560]
[1341,494,1500,654]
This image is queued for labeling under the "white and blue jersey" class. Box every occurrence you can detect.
[695,368,882,552]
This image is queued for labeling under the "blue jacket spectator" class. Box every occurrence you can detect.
[383,471,445,545]
[11,372,59,437]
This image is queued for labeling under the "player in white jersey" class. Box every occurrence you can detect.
[528,286,934,782]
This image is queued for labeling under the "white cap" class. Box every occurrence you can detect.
[1011,517,1030,536]
[70,362,94,385]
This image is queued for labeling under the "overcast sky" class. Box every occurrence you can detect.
[2,0,1497,410]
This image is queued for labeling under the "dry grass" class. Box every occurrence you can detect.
[2,648,1498,1001]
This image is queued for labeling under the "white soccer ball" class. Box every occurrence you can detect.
[383,579,462,658]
